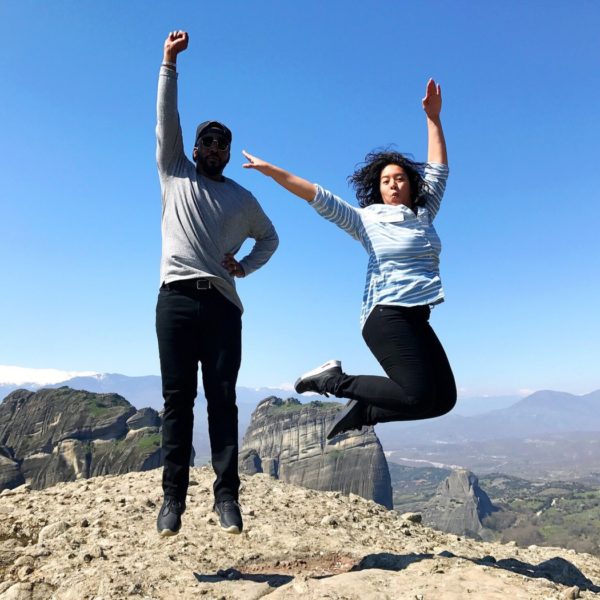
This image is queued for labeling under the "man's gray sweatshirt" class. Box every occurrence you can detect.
[156,66,278,313]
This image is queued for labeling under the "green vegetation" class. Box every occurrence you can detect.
[389,463,600,556]
[510,498,546,512]
[85,395,128,417]
[52,388,129,418]
[92,433,161,464]
[86,400,114,417]
[137,434,161,451]
[480,476,600,555]
[389,463,451,512]
[267,400,339,414]
[267,401,302,414]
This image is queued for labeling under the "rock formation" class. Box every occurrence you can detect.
[0,387,162,491]
[240,396,393,509]
[422,468,498,539]
[1,467,599,599]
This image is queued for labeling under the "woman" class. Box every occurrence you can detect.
[243,78,456,440]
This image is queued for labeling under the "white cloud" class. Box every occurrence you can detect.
[275,382,296,392]
[0,365,99,386]
[249,382,296,392]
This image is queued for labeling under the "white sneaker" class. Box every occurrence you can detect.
[294,360,342,396]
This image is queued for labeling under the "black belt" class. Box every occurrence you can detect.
[163,278,216,291]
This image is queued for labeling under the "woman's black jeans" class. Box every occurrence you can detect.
[332,305,456,425]
[156,284,242,503]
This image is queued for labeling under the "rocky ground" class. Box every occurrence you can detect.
[1,467,599,599]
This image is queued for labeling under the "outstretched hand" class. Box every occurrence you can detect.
[241,150,275,177]
[163,31,189,62]
[422,78,442,119]
[243,150,317,202]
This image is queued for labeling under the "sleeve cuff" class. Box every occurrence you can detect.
[309,183,326,207]
[425,162,449,175]
[159,65,178,78]
[238,260,251,277]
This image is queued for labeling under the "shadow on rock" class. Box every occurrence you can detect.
[351,552,433,572]
[475,555,600,593]
[194,568,292,588]
[349,551,600,593]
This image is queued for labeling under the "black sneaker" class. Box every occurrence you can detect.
[294,360,342,396]
[157,496,185,537]
[214,500,243,534]
[326,400,364,440]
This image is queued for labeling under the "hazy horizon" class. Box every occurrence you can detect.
[1,364,598,401]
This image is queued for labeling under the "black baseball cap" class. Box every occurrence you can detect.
[195,121,232,147]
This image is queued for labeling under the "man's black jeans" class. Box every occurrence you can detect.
[156,283,241,503]
[331,305,457,424]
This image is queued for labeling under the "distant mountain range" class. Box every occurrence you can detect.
[0,373,526,447]
[2,375,598,443]
[2,372,598,478]
[376,389,600,447]
[0,373,522,418]
[377,389,600,480]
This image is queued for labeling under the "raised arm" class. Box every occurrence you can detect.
[156,31,189,175]
[242,151,317,202]
[422,78,448,166]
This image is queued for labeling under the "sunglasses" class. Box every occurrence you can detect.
[199,135,230,151]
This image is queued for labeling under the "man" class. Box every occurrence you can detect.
[155,30,278,536]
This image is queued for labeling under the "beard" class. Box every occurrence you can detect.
[198,153,228,177]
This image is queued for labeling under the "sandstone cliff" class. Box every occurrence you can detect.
[1,468,599,599]
[0,387,162,491]
[240,396,393,509]
[423,468,498,539]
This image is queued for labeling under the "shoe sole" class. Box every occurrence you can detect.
[214,504,243,535]
[294,360,342,393]
[158,528,179,537]
[220,524,242,535]
[326,400,360,440]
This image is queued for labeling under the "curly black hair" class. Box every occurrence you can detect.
[348,149,426,208]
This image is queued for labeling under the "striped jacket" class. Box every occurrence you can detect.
[310,163,449,328]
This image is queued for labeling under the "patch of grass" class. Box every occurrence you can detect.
[51,388,130,417]
[86,400,113,417]
[268,403,302,413]
[490,484,600,555]
[267,400,339,414]
[137,434,161,451]
[510,498,546,512]
[86,396,128,416]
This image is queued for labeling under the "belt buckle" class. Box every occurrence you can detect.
[196,279,211,290]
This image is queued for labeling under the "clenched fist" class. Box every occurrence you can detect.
[164,30,189,63]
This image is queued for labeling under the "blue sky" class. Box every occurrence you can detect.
[1,1,599,396]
